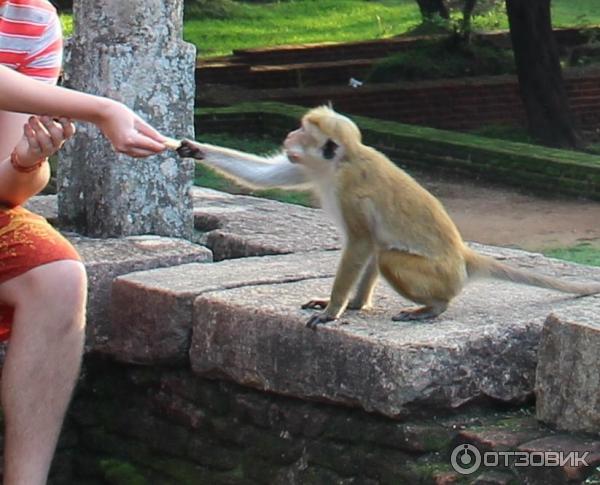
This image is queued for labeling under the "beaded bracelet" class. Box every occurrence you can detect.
[10,151,47,173]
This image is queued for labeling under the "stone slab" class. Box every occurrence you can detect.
[69,235,212,350]
[191,187,342,260]
[189,247,600,418]
[108,252,339,364]
[516,435,600,484]
[535,304,600,434]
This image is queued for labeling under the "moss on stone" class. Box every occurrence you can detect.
[99,459,147,485]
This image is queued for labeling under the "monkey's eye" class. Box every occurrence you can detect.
[322,139,338,160]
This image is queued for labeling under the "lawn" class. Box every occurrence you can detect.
[182,0,600,58]
[543,244,600,267]
[60,1,600,58]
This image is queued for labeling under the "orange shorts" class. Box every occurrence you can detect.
[0,205,81,341]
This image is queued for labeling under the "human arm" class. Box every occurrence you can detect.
[0,65,165,158]
[0,116,75,207]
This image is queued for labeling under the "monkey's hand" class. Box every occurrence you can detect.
[175,139,206,160]
[306,311,336,330]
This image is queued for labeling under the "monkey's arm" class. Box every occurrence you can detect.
[175,139,309,189]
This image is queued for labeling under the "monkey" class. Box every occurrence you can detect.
[167,106,600,329]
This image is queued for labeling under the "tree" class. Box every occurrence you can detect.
[505,0,580,148]
[415,0,450,21]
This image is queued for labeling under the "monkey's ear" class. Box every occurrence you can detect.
[322,139,338,160]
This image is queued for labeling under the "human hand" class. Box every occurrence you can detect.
[13,116,76,169]
[95,99,167,158]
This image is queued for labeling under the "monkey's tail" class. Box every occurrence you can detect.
[463,248,600,296]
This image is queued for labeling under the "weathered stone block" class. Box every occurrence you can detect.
[108,252,338,364]
[192,187,341,260]
[535,302,600,434]
[190,248,600,418]
[516,435,600,484]
[70,235,212,350]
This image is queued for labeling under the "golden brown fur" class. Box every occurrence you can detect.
[176,106,600,327]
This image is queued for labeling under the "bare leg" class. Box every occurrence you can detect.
[0,261,87,485]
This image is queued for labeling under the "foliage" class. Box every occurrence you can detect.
[184,0,242,20]
[543,244,600,267]
[59,13,73,35]
[367,37,515,82]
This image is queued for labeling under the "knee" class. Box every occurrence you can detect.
[16,261,87,316]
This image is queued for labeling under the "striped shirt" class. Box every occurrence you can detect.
[0,0,62,84]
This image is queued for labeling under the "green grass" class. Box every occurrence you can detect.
[183,0,600,58]
[194,133,315,207]
[469,124,534,144]
[59,13,73,35]
[184,0,421,57]
[543,244,600,267]
[59,1,600,58]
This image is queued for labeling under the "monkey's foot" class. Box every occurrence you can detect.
[306,312,336,330]
[392,306,444,322]
[301,299,329,310]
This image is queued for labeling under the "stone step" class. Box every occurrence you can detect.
[191,187,341,261]
[108,243,600,419]
[197,58,376,89]
[228,28,589,66]
[536,305,600,434]
[71,234,212,350]
[108,251,339,364]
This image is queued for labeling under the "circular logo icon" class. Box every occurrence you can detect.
[450,444,482,475]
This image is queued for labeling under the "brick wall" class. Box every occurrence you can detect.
[201,69,600,134]
[195,103,600,201]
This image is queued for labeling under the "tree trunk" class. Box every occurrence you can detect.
[416,0,450,20]
[461,0,478,41]
[505,0,580,149]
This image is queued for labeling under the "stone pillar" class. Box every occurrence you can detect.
[58,0,196,238]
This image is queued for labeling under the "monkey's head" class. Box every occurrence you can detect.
[284,106,362,171]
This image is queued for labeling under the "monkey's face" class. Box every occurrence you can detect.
[284,121,343,173]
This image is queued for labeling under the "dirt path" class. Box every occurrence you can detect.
[415,173,600,251]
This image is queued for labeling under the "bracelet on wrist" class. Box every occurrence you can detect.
[10,151,47,173]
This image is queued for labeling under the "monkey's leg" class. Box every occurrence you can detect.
[347,256,378,310]
[379,250,463,322]
[305,239,373,329]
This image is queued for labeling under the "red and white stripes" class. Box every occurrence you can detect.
[0,0,62,83]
